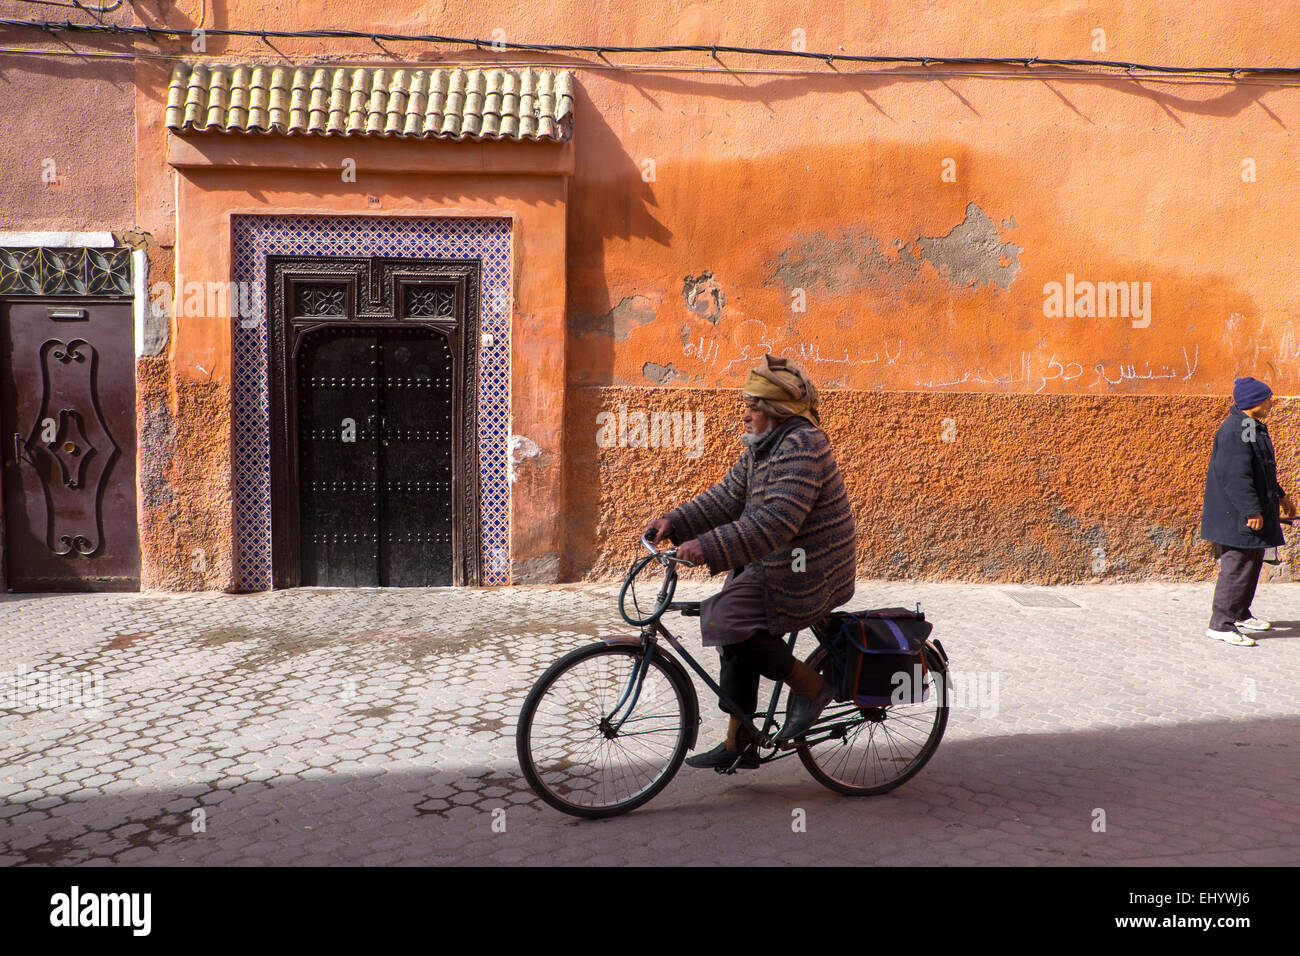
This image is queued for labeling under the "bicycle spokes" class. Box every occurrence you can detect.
[519,645,692,814]
[797,646,949,795]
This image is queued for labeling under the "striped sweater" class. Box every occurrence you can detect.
[668,416,856,635]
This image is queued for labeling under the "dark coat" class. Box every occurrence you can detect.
[1200,405,1287,549]
[668,415,856,638]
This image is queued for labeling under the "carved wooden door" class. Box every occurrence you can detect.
[269,257,480,587]
[0,301,140,590]
[296,326,455,586]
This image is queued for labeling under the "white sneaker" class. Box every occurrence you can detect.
[1207,627,1257,647]
[1236,616,1271,631]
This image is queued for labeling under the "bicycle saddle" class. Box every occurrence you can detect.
[667,601,701,617]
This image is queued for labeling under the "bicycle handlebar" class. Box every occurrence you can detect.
[619,534,695,626]
[639,533,696,568]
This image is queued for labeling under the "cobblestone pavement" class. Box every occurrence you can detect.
[2,578,1298,866]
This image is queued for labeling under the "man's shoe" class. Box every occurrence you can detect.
[684,742,759,769]
[1206,627,1257,647]
[778,675,837,741]
[1236,616,1271,631]
[685,714,758,769]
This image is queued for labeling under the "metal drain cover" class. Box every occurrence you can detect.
[1002,589,1081,608]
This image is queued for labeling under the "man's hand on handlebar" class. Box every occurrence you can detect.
[675,538,705,566]
[642,518,703,567]
[644,517,673,544]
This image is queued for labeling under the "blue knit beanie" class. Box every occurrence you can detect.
[1233,376,1272,410]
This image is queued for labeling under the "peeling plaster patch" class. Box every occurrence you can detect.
[134,253,170,358]
[512,551,560,585]
[764,228,891,293]
[764,215,1020,296]
[610,295,657,340]
[1050,506,1080,531]
[682,271,725,322]
[113,228,154,249]
[1001,216,1017,229]
[1081,525,1107,551]
[508,434,541,483]
[570,295,657,341]
[139,390,177,510]
[916,202,1022,290]
[643,361,686,385]
[1147,525,1184,550]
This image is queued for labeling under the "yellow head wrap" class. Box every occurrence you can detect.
[743,354,819,424]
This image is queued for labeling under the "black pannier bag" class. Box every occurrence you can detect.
[822,608,933,707]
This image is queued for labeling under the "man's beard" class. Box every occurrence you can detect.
[741,425,772,447]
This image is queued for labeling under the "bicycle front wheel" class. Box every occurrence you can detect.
[516,642,696,818]
[797,642,948,796]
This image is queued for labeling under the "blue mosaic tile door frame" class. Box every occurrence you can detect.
[231,215,513,589]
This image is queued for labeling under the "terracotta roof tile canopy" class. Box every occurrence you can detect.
[166,63,574,142]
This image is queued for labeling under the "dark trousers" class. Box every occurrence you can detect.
[1210,546,1266,630]
[718,630,797,718]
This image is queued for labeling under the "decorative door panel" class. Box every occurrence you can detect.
[296,326,381,587]
[1,301,140,590]
[376,327,454,587]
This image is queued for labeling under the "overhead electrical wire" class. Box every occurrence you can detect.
[6,42,1300,89]
[9,1,124,13]
[1,15,1299,80]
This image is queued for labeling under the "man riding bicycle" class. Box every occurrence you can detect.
[644,354,857,769]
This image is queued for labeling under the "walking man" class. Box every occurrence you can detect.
[1200,376,1295,646]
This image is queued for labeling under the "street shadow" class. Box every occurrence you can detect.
[1252,620,1300,640]
[4,714,1297,866]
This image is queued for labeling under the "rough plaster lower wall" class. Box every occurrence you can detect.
[136,357,232,590]
[565,387,1295,584]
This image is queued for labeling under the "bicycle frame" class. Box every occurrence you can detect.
[605,613,869,769]
[610,535,906,770]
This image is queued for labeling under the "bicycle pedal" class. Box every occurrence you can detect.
[717,750,760,774]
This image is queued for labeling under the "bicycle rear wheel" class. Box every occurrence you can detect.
[797,643,948,796]
[516,642,696,818]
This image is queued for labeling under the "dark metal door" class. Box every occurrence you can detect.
[296,325,454,587]
[0,301,140,590]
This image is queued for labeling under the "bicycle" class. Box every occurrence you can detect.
[515,535,950,818]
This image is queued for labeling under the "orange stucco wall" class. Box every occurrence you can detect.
[568,387,1286,584]
[0,0,136,231]
[6,2,1300,586]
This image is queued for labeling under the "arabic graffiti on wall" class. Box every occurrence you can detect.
[917,346,1201,392]
[678,315,1212,394]
[683,321,902,380]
